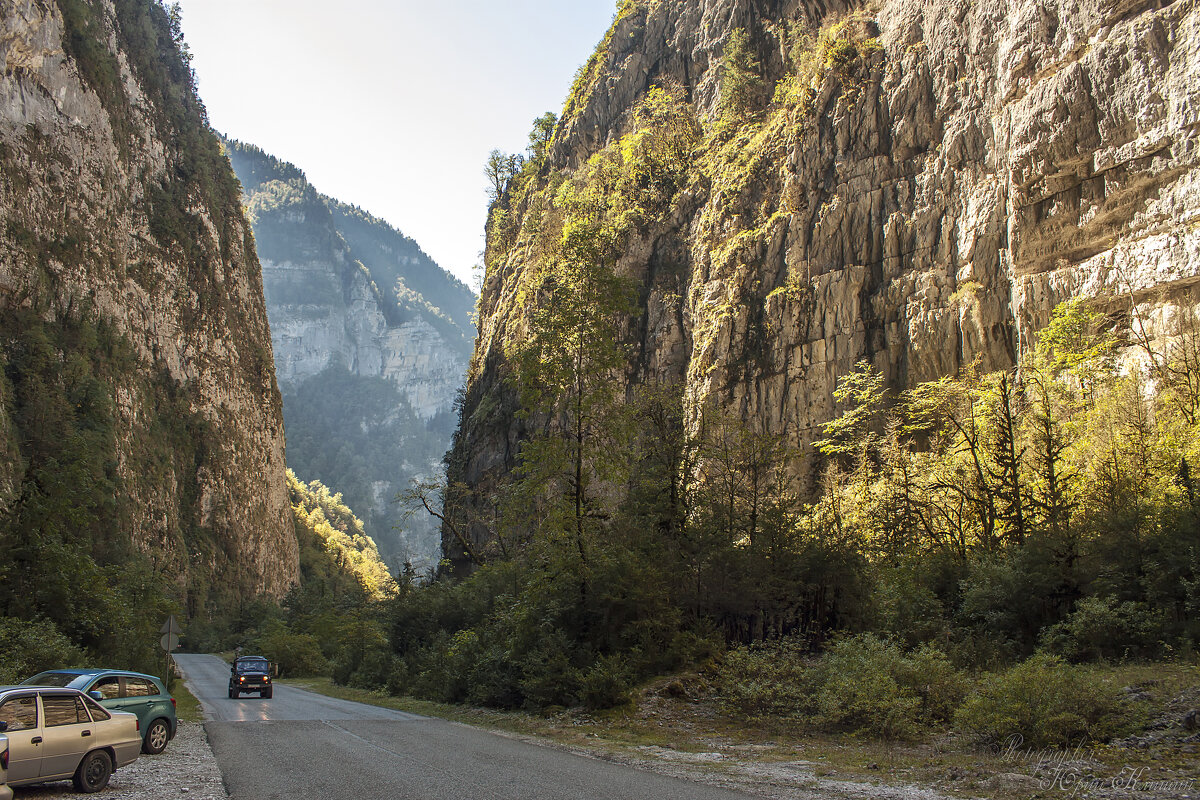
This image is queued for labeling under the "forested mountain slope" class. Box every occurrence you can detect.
[0,0,297,669]
[224,139,473,570]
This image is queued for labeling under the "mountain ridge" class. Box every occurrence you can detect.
[224,137,472,570]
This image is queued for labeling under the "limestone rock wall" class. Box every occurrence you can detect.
[0,0,298,599]
[448,0,1200,561]
[228,141,471,422]
[263,251,466,421]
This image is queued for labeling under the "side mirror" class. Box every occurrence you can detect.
[0,720,8,732]
[87,691,104,702]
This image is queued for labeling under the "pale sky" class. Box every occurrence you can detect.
[174,0,618,287]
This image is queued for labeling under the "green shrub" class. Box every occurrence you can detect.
[463,642,523,708]
[345,648,394,690]
[717,634,968,739]
[892,645,972,725]
[813,636,921,739]
[255,625,329,678]
[813,635,969,738]
[578,653,633,710]
[955,653,1131,747]
[716,637,818,719]
[517,634,579,709]
[0,618,88,684]
[1040,596,1166,661]
[957,550,1065,658]
[718,29,765,121]
[873,567,948,647]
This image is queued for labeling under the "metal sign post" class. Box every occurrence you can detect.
[160,615,181,687]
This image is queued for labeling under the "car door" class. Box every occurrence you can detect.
[0,693,41,782]
[120,677,157,729]
[37,694,94,780]
[86,674,130,722]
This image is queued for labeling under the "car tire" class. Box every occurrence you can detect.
[143,718,170,754]
[263,688,273,699]
[72,749,112,793]
[228,687,238,699]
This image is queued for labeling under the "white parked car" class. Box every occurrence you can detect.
[1,730,12,800]
[0,686,141,793]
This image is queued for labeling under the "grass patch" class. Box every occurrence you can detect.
[169,677,204,723]
[280,677,552,735]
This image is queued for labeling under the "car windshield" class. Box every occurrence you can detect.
[236,660,268,673]
[20,672,79,687]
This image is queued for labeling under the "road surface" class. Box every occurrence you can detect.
[175,653,757,800]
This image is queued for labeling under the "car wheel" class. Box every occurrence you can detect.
[143,718,170,754]
[228,687,238,699]
[263,688,273,699]
[72,749,112,793]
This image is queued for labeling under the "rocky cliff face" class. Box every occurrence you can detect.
[448,0,1200,562]
[229,140,473,418]
[225,141,473,569]
[0,0,298,605]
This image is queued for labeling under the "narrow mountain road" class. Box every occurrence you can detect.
[175,653,758,800]
[174,653,418,723]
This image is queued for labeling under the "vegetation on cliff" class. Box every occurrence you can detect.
[281,366,456,565]
[366,2,1199,747]
[0,310,180,678]
[188,471,397,683]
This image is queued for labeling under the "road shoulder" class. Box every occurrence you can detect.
[11,722,228,800]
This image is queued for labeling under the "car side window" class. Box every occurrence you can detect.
[42,695,88,727]
[82,696,111,722]
[90,677,121,700]
[124,678,156,697]
[0,695,38,731]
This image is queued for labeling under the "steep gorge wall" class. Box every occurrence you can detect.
[0,0,297,605]
[449,0,1200,561]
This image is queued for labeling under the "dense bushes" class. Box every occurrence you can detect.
[377,560,710,710]
[1040,597,1166,662]
[0,618,88,684]
[254,621,329,678]
[955,654,1133,747]
[716,635,969,739]
[716,636,1139,745]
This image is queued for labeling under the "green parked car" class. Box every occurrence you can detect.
[21,669,177,754]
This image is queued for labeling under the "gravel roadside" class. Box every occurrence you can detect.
[11,723,228,800]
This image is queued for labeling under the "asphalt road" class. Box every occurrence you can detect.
[175,653,757,800]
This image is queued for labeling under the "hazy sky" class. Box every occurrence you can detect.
[174,0,618,287]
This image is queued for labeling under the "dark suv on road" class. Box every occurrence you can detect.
[228,656,273,699]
